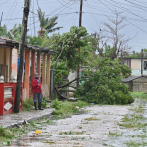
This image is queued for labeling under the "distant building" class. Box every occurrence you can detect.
[120,57,147,75]
[122,75,147,92]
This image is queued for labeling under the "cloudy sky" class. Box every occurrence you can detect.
[1,0,147,52]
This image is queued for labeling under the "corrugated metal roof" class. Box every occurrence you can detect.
[122,75,142,83]
[0,37,57,55]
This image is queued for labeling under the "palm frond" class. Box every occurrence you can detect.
[46,27,63,33]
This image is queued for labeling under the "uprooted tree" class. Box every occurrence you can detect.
[74,57,134,105]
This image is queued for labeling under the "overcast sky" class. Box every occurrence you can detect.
[1,0,147,52]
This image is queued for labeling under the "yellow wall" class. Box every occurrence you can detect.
[131,59,140,70]
[0,47,11,82]
[131,59,147,70]
[0,48,4,64]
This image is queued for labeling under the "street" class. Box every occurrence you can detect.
[5,101,145,147]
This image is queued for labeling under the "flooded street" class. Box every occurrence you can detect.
[3,99,147,147]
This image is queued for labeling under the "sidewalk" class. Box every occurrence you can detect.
[0,108,53,128]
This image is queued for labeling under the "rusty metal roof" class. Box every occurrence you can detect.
[0,37,57,55]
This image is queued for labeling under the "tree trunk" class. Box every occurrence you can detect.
[13,0,30,113]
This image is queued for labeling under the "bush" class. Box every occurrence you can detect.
[23,97,34,111]
[51,99,63,110]
[74,58,134,105]
[41,97,48,108]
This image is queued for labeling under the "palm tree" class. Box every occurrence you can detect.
[7,24,22,41]
[0,24,24,41]
[0,25,8,37]
[37,7,62,37]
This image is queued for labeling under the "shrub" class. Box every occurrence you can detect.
[22,97,34,111]
[41,97,48,108]
[51,99,63,110]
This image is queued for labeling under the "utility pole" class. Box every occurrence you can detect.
[141,49,143,75]
[0,12,3,26]
[77,0,83,87]
[14,0,30,113]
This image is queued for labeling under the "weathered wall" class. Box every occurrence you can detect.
[131,59,147,70]
[11,49,18,77]
[0,48,4,64]
[131,59,140,70]
[0,48,11,82]
[6,49,10,82]
[132,76,147,92]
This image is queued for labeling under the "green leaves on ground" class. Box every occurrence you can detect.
[51,99,88,115]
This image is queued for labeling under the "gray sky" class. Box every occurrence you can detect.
[1,0,147,52]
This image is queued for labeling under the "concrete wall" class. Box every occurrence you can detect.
[11,49,18,77]
[132,76,147,92]
[6,49,10,82]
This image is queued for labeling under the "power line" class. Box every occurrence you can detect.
[98,0,147,35]
[27,0,74,27]
[33,0,36,36]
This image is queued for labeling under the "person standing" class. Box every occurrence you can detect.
[31,73,43,110]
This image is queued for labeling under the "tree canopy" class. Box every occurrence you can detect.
[74,57,134,105]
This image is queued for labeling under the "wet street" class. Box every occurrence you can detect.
[2,99,147,147]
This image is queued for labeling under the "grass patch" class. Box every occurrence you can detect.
[118,122,147,129]
[108,131,122,137]
[118,104,146,129]
[22,97,34,111]
[23,97,48,111]
[52,100,89,116]
[126,141,147,147]
[84,117,100,121]
[131,92,147,99]
[121,114,145,123]
[59,131,85,135]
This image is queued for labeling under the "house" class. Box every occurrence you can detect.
[122,75,147,92]
[120,57,147,75]
[0,37,57,115]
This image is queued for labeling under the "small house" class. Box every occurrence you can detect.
[0,37,57,115]
[122,75,147,92]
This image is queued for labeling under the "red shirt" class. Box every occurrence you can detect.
[31,78,42,93]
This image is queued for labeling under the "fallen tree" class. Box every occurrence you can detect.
[74,57,134,105]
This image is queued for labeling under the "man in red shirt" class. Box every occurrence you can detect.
[31,73,43,110]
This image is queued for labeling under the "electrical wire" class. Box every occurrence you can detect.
[85,0,100,29]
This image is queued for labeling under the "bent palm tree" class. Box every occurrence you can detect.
[37,7,62,37]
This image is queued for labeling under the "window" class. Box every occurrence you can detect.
[0,64,2,76]
[144,61,147,70]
